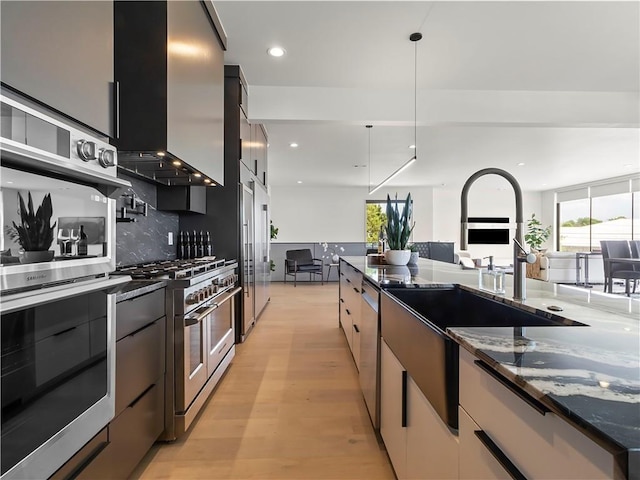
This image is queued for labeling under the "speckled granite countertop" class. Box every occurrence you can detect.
[341,256,640,474]
[113,278,167,302]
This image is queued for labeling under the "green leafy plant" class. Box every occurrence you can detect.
[385,193,414,250]
[408,243,419,252]
[270,220,279,240]
[524,213,551,251]
[5,192,56,251]
[269,259,275,272]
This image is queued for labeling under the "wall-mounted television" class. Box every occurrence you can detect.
[467,217,510,245]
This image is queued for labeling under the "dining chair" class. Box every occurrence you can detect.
[284,249,324,287]
[600,240,640,295]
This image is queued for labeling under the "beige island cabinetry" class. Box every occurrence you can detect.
[458,348,618,479]
[338,256,636,480]
[339,259,362,369]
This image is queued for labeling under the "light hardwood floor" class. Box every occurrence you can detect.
[131,282,395,480]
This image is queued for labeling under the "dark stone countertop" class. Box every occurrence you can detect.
[341,256,640,475]
[112,278,167,302]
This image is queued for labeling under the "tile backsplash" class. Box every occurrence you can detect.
[115,173,178,266]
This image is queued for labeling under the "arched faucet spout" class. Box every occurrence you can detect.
[460,168,532,301]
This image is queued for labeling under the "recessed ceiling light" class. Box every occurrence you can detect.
[409,145,416,149]
[157,151,165,157]
[193,173,202,178]
[297,180,303,184]
[289,143,298,148]
[517,162,525,166]
[204,178,211,183]
[267,47,285,57]
[172,160,181,166]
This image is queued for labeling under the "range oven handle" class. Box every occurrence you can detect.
[216,286,242,307]
[0,276,131,314]
[183,287,242,327]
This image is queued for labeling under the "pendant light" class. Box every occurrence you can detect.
[369,32,421,195]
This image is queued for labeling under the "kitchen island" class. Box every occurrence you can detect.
[339,256,639,480]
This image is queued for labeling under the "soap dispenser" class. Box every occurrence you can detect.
[478,256,506,294]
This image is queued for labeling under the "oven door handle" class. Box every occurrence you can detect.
[182,287,241,327]
[184,304,218,327]
[0,276,132,314]
[215,286,242,307]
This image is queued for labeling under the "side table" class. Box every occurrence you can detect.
[325,263,339,282]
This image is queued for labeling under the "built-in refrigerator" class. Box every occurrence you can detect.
[240,181,255,339]
[254,182,270,318]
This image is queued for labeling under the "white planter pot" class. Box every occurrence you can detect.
[385,249,411,266]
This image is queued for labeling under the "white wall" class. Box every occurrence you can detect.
[270,185,434,242]
[271,179,544,266]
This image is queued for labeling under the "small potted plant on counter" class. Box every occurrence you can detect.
[5,191,56,263]
[384,193,414,265]
[525,213,551,253]
[407,243,419,264]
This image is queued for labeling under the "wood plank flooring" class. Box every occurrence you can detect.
[131,283,395,480]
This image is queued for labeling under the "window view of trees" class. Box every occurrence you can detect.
[366,203,386,244]
[558,192,636,252]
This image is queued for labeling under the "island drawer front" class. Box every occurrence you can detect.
[459,348,614,479]
[459,406,510,480]
[115,317,166,416]
[116,288,165,340]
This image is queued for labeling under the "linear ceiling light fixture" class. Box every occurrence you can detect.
[369,32,421,195]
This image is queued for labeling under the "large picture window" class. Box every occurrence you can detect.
[556,180,638,252]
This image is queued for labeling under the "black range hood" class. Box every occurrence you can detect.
[114,0,226,187]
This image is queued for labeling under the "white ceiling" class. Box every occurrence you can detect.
[214,1,640,191]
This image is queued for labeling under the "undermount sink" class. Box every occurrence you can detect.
[388,286,587,331]
[380,286,587,431]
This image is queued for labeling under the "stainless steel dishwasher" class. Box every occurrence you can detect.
[359,279,380,429]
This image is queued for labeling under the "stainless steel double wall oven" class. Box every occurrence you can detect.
[0,90,131,480]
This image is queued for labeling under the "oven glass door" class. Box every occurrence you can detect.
[206,291,235,377]
[181,311,208,412]
[0,279,120,479]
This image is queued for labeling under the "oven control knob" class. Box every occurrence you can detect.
[98,148,116,168]
[77,140,97,161]
[186,294,199,305]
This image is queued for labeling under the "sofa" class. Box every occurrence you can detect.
[537,251,604,285]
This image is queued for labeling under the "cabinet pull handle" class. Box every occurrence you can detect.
[353,324,360,333]
[401,370,408,428]
[340,298,344,303]
[353,287,359,293]
[54,326,77,337]
[217,342,229,355]
[345,308,351,315]
[474,360,549,415]
[239,138,243,159]
[126,318,160,338]
[114,81,120,139]
[346,278,351,284]
[128,383,155,409]
[474,430,527,480]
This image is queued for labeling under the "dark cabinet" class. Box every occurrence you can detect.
[157,185,207,214]
[1,1,115,137]
[114,0,225,186]
[251,123,269,186]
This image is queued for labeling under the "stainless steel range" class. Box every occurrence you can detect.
[114,258,240,440]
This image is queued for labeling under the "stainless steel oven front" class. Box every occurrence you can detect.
[0,89,131,479]
[0,276,129,480]
[0,91,130,293]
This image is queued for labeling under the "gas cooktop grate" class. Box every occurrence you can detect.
[115,258,227,280]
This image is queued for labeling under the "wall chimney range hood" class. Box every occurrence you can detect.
[114,0,226,187]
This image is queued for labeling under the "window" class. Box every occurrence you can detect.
[556,180,638,252]
[365,198,411,245]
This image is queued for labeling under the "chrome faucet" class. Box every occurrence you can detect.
[460,168,536,301]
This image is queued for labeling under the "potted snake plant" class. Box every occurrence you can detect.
[5,191,56,263]
[384,193,414,265]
